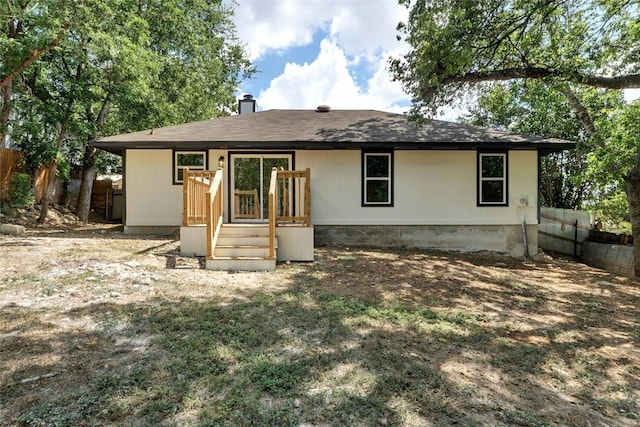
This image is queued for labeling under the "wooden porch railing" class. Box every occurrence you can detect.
[183,167,311,262]
[234,189,260,219]
[275,168,311,226]
[267,167,312,260]
[182,168,219,226]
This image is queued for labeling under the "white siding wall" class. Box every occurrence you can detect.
[125,150,183,226]
[125,148,539,227]
[126,149,227,227]
[296,150,538,226]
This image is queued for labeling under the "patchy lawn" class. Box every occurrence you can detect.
[1,224,639,426]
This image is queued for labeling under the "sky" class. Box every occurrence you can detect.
[228,0,418,115]
[227,0,640,121]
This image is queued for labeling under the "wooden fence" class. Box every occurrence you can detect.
[0,148,24,201]
[1,148,61,204]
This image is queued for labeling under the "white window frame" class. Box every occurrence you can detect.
[478,152,507,206]
[174,151,207,184]
[362,151,393,206]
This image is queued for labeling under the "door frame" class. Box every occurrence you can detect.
[228,151,295,223]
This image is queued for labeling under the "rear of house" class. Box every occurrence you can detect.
[92,107,575,268]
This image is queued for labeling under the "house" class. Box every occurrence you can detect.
[92,104,575,270]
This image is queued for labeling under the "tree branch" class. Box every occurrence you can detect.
[558,84,597,136]
[0,32,64,90]
[435,67,640,90]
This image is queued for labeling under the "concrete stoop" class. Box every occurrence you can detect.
[206,256,276,271]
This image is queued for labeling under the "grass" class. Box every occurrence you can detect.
[1,241,639,426]
[7,288,484,425]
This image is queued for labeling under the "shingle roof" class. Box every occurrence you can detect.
[92,109,575,154]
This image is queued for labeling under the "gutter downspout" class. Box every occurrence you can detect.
[520,203,530,259]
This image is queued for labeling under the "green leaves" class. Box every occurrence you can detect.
[588,101,640,184]
[392,0,640,117]
[4,0,253,177]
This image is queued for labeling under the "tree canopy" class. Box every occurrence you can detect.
[462,81,631,223]
[391,0,640,117]
[2,0,253,221]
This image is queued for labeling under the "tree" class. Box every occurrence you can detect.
[4,0,253,222]
[462,81,628,211]
[391,0,640,274]
[72,0,253,222]
[0,0,69,142]
[589,102,640,229]
[391,0,640,117]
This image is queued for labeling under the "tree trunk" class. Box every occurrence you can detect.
[76,92,112,222]
[76,147,97,223]
[559,84,597,137]
[0,82,11,143]
[624,162,640,277]
[37,120,69,223]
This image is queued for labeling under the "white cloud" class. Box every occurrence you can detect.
[256,38,409,112]
[229,0,414,114]
[328,2,408,59]
[257,39,358,109]
[231,0,329,60]
[230,0,408,61]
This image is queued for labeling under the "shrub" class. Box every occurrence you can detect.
[8,172,34,208]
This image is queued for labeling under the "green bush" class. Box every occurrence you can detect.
[57,152,71,183]
[8,172,34,208]
[0,200,10,215]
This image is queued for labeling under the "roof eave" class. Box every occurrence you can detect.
[91,139,576,155]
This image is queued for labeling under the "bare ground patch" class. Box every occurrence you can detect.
[1,223,639,426]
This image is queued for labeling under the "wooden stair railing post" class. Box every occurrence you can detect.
[268,167,278,259]
[281,173,287,222]
[206,169,224,259]
[305,168,311,226]
[206,186,213,259]
[253,188,260,219]
[182,168,190,226]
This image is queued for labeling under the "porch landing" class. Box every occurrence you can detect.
[180,223,314,271]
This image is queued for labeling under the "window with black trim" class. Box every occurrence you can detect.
[362,151,393,206]
[478,152,507,205]
[174,151,207,184]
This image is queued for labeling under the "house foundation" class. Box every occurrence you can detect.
[124,226,180,235]
[314,224,538,258]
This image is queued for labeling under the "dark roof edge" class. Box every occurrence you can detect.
[91,140,575,156]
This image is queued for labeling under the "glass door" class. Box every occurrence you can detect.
[230,154,291,222]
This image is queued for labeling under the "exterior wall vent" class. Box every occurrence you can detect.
[316,105,331,113]
[238,94,257,114]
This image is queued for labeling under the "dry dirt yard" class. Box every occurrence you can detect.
[1,219,639,426]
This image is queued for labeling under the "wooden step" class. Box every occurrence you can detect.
[216,235,272,247]
[204,224,277,271]
[219,224,269,236]
[214,245,271,258]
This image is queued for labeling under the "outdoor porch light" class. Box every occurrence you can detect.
[218,156,225,169]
